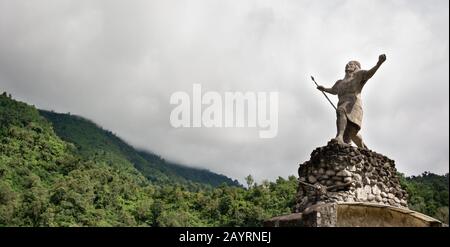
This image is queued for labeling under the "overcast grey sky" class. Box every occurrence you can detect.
[0,0,448,183]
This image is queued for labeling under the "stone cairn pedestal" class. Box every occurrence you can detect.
[294,139,408,213]
[264,140,445,227]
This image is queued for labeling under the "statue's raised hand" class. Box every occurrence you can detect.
[378,54,386,64]
[317,85,325,91]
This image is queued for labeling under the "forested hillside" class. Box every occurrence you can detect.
[0,93,153,225]
[400,172,449,224]
[0,93,295,226]
[0,93,448,226]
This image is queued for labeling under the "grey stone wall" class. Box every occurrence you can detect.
[265,203,445,227]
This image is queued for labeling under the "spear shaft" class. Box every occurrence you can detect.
[311,76,337,111]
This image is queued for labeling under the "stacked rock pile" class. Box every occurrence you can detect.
[294,140,408,213]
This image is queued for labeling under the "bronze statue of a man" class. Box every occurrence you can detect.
[317,54,386,148]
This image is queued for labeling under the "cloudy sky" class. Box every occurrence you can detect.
[1,0,448,183]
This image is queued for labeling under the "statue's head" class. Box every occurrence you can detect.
[345,61,361,74]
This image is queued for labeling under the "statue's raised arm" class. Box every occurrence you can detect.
[360,54,386,83]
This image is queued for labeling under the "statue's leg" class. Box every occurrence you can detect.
[343,125,352,144]
[334,108,347,144]
[351,130,367,149]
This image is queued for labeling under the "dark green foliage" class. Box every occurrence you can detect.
[399,172,449,224]
[147,175,298,227]
[39,110,240,187]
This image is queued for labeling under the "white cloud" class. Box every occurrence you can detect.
[0,0,448,183]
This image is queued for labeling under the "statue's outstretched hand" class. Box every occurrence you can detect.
[378,54,386,64]
[317,85,325,91]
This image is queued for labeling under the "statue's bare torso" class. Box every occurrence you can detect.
[333,71,366,128]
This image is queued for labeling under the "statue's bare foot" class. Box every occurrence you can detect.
[333,137,349,146]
